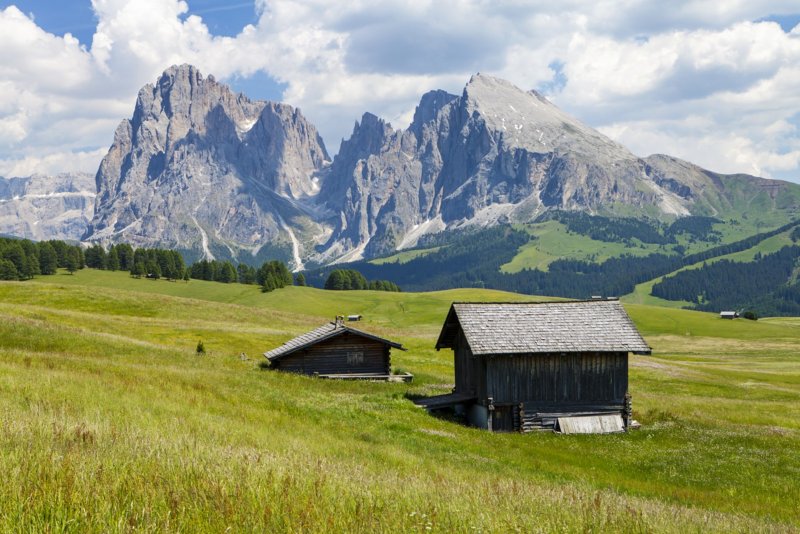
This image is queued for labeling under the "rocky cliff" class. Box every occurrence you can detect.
[319,74,800,261]
[83,67,800,266]
[0,172,95,241]
[84,64,330,267]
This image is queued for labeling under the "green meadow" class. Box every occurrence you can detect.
[1,270,799,532]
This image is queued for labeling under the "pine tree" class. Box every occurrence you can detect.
[157,250,176,279]
[324,270,344,290]
[65,252,79,274]
[23,253,39,279]
[38,242,58,275]
[218,261,237,283]
[295,272,306,286]
[145,260,161,279]
[237,263,256,284]
[0,259,18,280]
[115,243,135,270]
[132,262,147,278]
[85,244,107,269]
[261,272,278,292]
[106,247,121,271]
[1,243,26,275]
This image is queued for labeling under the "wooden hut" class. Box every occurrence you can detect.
[264,318,410,380]
[417,300,651,433]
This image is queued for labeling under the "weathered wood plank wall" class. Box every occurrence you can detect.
[273,335,390,375]
[485,352,628,406]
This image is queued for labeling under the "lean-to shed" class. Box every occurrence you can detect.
[418,300,651,432]
[264,318,408,380]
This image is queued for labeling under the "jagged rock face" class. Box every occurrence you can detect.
[80,67,800,266]
[320,74,716,260]
[0,172,95,241]
[85,64,329,266]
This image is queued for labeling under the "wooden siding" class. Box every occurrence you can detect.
[485,352,628,406]
[272,334,390,375]
[454,331,488,399]
[453,331,473,394]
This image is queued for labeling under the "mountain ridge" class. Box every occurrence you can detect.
[10,64,800,267]
[0,172,95,242]
[84,64,329,267]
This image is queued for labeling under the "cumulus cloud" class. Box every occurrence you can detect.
[0,0,799,183]
[0,147,109,177]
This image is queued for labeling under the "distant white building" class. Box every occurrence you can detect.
[720,311,739,319]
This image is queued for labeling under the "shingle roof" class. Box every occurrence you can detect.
[264,322,405,361]
[435,300,651,355]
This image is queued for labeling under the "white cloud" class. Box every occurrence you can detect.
[0,147,108,177]
[0,0,799,184]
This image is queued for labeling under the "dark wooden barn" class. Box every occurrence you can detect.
[263,318,409,380]
[417,300,651,433]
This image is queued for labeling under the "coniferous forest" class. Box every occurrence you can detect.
[0,237,84,279]
[305,216,800,316]
[4,212,800,316]
[651,246,800,315]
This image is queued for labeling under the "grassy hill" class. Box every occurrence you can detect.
[319,214,800,316]
[1,270,799,531]
[624,226,799,307]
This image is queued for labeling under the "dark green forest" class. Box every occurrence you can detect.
[5,211,800,316]
[0,237,84,279]
[652,245,800,315]
[324,269,400,292]
[304,215,800,316]
[538,211,723,244]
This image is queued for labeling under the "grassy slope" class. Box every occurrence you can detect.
[500,221,663,273]
[369,247,442,265]
[500,214,798,275]
[0,270,798,531]
[623,228,797,306]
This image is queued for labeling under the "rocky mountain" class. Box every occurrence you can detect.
[84,64,329,267]
[0,172,95,241]
[82,66,800,267]
[319,74,800,261]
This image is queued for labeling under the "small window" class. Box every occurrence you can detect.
[347,351,364,365]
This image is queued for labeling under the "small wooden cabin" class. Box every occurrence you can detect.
[418,300,651,433]
[264,319,408,380]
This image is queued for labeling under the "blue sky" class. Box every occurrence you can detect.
[1,1,800,183]
[5,0,257,44]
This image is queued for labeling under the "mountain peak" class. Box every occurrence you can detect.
[460,73,632,159]
[156,64,208,93]
[77,68,800,269]
[410,89,457,137]
[86,67,329,264]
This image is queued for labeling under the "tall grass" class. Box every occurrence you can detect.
[0,273,797,531]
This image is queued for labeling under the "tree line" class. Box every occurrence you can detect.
[79,242,306,292]
[312,219,800,315]
[83,243,187,280]
[323,269,400,291]
[1,238,303,293]
[187,259,303,292]
[651,245,800,315]
[0,237,84,280]
[537,211,723,245]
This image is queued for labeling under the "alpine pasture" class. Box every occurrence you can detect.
[0,270,798,532]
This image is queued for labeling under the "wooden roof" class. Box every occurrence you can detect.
[264,322,405,361]
[435,300,651,355]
